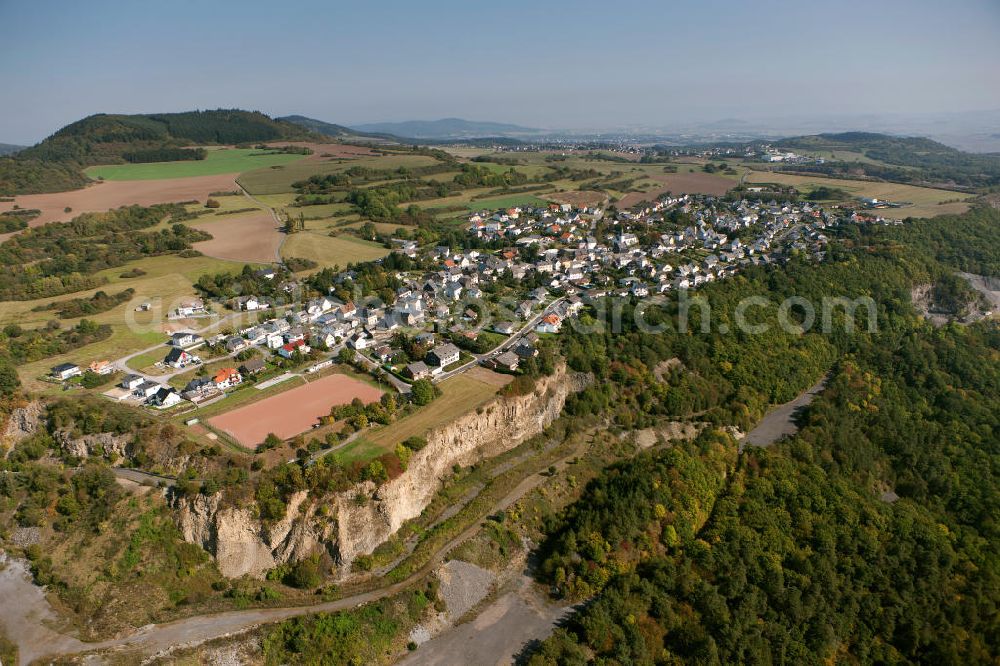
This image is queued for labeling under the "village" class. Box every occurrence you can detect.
[48,191,870,418]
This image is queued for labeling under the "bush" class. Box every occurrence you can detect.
[287,555,323,589]
[410,379,436,406]
[402,435,427,451]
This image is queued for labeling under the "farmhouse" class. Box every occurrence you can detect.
[88,360,114,375]
[150,387,182,409]
[278,339,309,359]
[492,321,517,335]
[213,367,242,390]
[175,300,205,317]
[485,350,520,372]
[182,377,215,397]
[133,380,161,400]
[535,313,562,334]
[224,336,248,353]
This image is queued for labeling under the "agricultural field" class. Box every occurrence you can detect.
[207,372,383,447]
[743,170,972,218]
[0,173,241,228]
[84,148,309,181]
[465,194,551,210]
[190,210,283,264]
[340,220,412,235]
[237,154,443,195]
[617,171,734,207]
[332,368,509,463]
[280,231,389,269]
[546,190,608,208]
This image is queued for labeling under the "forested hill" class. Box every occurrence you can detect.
[0,109,322,196]
[0,143,24,157]
[19,110,316,164]
[774,131,1000,189]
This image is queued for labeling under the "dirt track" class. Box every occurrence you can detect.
[0,174,239,227]
[398,573,572,666]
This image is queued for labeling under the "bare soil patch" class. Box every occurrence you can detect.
[618,172,733,208]
[207,373,383,446]
[652,357,683,382]
[0,173,239,228]
[190,211,282,264]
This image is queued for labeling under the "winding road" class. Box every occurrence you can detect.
[5,436,587,665]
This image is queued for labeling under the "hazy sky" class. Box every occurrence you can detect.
[2,0,999,143]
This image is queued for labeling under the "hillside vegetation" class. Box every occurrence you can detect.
[775,131,1000,189]
[526,209,1000,665]
[0,109,319,195]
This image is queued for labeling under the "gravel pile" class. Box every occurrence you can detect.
[437,559,496,620]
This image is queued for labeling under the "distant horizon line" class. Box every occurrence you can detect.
[4,106,1000,147]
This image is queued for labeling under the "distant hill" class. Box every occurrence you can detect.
[0,143,24,157]
[350,117,540,139]
[774,131,1000,189]
[1,109,321,196]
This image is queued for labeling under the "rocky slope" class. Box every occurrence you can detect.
[1,400,43,446]
[176,365,589,578]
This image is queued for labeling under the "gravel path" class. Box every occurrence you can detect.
[398,573,572,666]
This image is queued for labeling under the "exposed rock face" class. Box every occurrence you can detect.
[177,490,332,578]
[2,400,43,446]
[177,365,589,578]
[334,367,589,569]
[54,429,132,460]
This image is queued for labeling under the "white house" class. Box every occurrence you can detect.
[51,363,81,381]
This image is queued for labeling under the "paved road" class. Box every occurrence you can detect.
[435,297,566,383]
[114,310,252,380]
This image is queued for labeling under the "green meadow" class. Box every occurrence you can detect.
[85,148,308,181]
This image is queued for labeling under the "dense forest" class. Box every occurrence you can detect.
[0,109,319,195]
[531,319,999,664]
